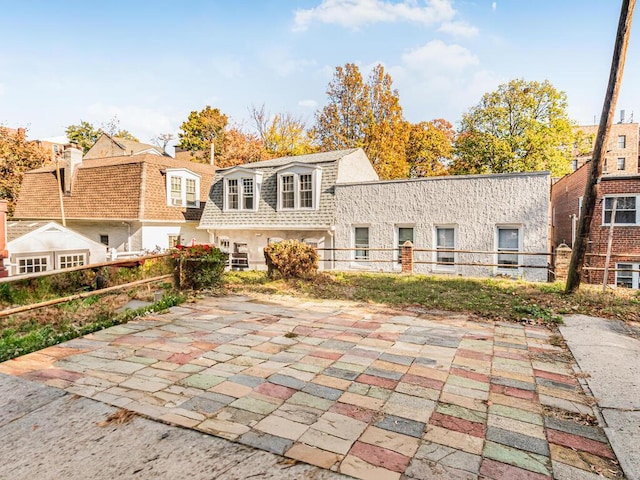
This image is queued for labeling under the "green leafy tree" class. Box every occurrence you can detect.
[66,120,101,153]
[313,63,410,179]
[0,127,49,216]
[177,106,228,162]
[406,119,454,177]
[450,79,574,176]
[66,117,139,153]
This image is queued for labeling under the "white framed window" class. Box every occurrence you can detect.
[616,263,639,289]
[603,196,638,225]
[435,226,456,271]
[396,226,414,264]
[222,168,262,212]
[58,253,86,269]
[300,174,313,208]
[617,158,626,171]
[166,169,201,208]
[217,237,230,253]
[168,234,180,248]
[354,227,369,260]
[243,178,254,209]
[618,135,626,148]
[17,257,49,274]
[185,178,197,207]
[497,226,521,273]
[571,159,578,171]
[281,175,295,209]
[276,164,322,211]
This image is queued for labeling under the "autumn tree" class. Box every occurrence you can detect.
[217,126,268,168]
[406,119,454,177]
[364,65,410,179]
[177,106,228,162]
[313,63,410,179]
[0,127,49,216]
[251,104,316,157]
[314,63,369,150]
[450,79,574,176]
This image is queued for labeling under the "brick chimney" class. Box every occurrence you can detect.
[0,200,8,278]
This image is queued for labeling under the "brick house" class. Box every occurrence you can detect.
[551,161,640,288]
[14,146,214,255]
[572,121,639,175]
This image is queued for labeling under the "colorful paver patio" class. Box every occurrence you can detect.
[0,295,623,479]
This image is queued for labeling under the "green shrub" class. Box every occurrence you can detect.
[263,240,318,279]
[171,244,228,290]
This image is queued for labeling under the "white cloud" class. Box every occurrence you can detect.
[87,104,177,143]
[293,0,456,31]
[492,2,497,11]
[401,40,479,73]
[438,21,479,37]
[298,99,318,109]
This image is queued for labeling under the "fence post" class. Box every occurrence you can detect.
[0,201,8,278]
[401,241,413,273]
[555,244,572,284]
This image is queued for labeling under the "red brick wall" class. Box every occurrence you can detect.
[586,177,640,285]
[550,163,589,249]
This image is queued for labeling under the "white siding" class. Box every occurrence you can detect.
[333,172,551,282]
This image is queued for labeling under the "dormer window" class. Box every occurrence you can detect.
[166,169,201,208]
[276,164,322,211]
[222,167,262,212]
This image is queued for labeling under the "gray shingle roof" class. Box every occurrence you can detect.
[217,148,360,171]
[200,161,340,229]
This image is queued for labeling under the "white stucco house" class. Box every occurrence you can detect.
[333,171,551,282]
[199,148,551,281]
[5,221,108,276]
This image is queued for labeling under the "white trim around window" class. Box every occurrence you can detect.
[616,263,639,289]
[602,195,639,226]
[57,252,87,269]
[496,225,522,275]
[395,225,414,266]
[433,225,456,272]
[15,256,50,275]
[275,164,322,211]
[353,226,370,261]
[166,168,201,208]
[222,168,263,212]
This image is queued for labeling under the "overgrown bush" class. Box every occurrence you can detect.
[172,244,228,290]
[263,240,318,279]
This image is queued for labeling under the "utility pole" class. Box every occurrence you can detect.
[565,0,635,293]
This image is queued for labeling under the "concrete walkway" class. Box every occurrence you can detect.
[0,295,625,479]
[560,315,640,480]
[0,373,346,479]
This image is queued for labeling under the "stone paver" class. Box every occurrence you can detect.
[0,294,624,479]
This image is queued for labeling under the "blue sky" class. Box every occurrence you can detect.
[1,1,638,146]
